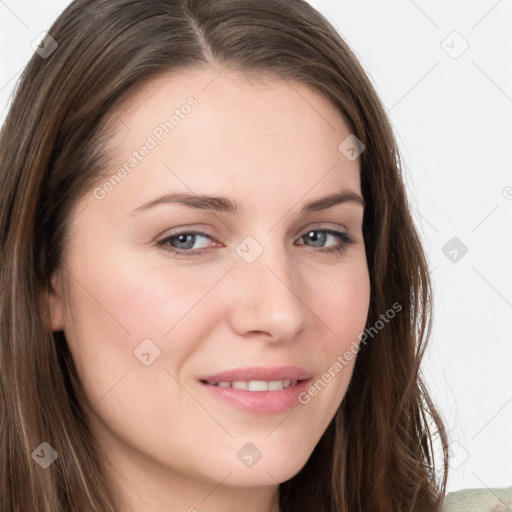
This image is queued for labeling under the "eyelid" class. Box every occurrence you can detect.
[294,221,350,238]
[157,222,350,243]
[157,225,220,242]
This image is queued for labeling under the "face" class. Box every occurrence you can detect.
[48,68,370,502]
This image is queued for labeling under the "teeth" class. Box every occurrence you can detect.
[207,379,298,391]
[267,380,284,391]
[248,380,268,391]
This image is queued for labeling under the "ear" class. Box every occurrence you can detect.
[43,271,66,332]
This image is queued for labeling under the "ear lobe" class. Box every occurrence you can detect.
[43,272,66,332]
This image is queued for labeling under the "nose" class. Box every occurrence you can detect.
[227,242,308,342]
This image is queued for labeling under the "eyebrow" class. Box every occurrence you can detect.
[128,189,365,217]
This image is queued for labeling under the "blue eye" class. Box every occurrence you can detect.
[157,228,355,257]
[298,229,355,254]
[157,229,218,256]
[163,232,211,251]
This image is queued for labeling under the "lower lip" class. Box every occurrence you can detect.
[198,379,311,415]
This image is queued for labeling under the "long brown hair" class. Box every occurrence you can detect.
[0,0,449,510]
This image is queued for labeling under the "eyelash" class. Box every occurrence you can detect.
[157,227,355,257]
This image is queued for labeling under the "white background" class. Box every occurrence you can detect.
[1,0,511,494]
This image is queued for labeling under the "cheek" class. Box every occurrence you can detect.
[60,254,226,457]
[307,260,370,407]
[62,251,229,396]
[69,248,223,339]
[312,259,371,349]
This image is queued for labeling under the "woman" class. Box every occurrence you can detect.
[0,0,450,510]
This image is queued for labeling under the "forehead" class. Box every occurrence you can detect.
[96,68,361,215]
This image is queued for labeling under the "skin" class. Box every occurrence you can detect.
[47,67,371,512]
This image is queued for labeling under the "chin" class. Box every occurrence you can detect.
[217,460,307,488]
[210,437,314,487]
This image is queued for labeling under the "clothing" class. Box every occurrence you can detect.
[442,486,512,511]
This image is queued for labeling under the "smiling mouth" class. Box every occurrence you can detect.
[198,375,312,414]
[199,379,308,391]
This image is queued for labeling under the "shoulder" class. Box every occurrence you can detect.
[442,486,512,511]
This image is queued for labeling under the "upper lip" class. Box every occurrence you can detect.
[199,366,312,383]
